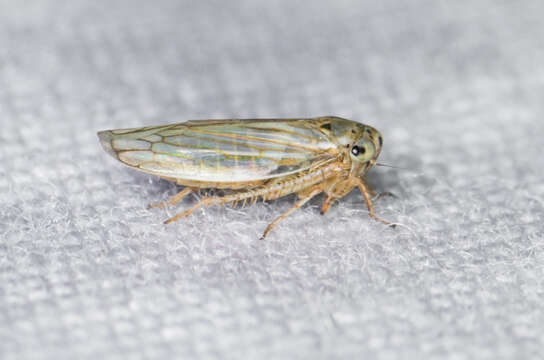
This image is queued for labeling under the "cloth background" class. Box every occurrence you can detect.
[1,0,543,359]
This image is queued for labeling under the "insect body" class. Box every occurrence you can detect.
[98,116,390,238]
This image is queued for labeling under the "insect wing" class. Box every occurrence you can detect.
[98,119,338,182]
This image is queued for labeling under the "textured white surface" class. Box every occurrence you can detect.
[1,0,544,359]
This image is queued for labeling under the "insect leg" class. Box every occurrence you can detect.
[148,187,195,209]
[260,187,322,240]
[318,176,353,215]
[320,195,336,215]
[361,177,397,200]
[250,195,259,205]
[163,189,258,224]
[164,196,222,224]
[374,191,397,200]
[356,179,393,226]
[360,177,377,198]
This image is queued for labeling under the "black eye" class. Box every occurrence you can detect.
[351,145,365,156]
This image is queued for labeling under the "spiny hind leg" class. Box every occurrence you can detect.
[261,187,322,240]
[164,187,260,224]
[148,187,196,209]
[164,196,221,224]
[356,179,393,226]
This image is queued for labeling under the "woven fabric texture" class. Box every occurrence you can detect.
[1,0,543,359]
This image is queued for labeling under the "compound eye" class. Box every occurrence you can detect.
[350,141,374,163]
[351,145,366,156]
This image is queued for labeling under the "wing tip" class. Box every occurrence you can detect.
[97,130,117,158]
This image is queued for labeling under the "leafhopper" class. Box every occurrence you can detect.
[98,116,391,238]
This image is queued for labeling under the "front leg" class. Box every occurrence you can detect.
[319,176,357,215]
[360,177,377,198]
[361,177,397,200]
[356,178,393,226]
[320,195,335,215]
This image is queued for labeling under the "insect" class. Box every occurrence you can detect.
[97,116,391,239]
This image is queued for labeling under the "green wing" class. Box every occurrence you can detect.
[98,118,342,183]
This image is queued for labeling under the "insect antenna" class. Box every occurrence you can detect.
[374,162,409,170]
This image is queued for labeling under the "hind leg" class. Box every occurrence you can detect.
[164,196,222,224]
[148,187,196,209]
[163,187,261,224]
